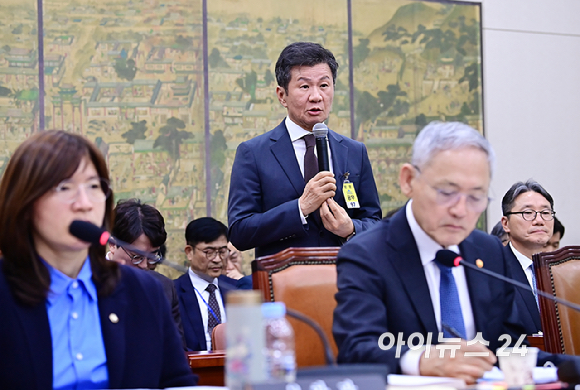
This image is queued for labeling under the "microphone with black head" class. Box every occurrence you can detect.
[436,249,580,383]
[69,220,111,246]
[69,220,188,273]
[312,122,330,172]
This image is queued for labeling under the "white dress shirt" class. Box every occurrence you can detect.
[187,268,227,351]
[400,200,476,375]
[285,117,334,224]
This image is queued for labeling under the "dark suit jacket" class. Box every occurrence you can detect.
[0,261,197,390]
[227,120,382,257]
[148,269,187,348]
[503,245,542,334]
[235,274,253,290]
[175,273,237,351]
[333,210,569,374]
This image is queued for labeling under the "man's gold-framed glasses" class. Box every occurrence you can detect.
[195,246,230,261]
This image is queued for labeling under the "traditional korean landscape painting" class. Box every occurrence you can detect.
[0,0,483,273]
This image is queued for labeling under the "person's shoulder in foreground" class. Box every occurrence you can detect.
[85,264,197,388]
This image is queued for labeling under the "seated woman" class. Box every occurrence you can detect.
[0,131,197,389]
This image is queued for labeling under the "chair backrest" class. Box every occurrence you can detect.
[252,247,340,368]
[533,246,580,355]
[211,322,226,351]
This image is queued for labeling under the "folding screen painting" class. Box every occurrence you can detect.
[0,0,483,274]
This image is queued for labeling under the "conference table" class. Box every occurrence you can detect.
[187,350,226,386]
[187,336,550,388]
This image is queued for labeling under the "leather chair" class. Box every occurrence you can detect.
[252,247,340,367]
[211,323,226,351]
[532,246,580,355]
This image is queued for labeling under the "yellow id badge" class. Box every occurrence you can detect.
[343,181,360,209]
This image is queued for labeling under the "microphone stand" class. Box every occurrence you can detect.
[459,260,580,312]
[286,308,335,366]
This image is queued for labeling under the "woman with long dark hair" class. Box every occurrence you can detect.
[0,131,197,389]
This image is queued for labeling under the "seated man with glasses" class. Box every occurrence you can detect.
[174,217,238,351]
[501,180,556,335]
[333,122,574,383]
[108,199,186,348]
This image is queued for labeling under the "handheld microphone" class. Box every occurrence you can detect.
[69,220,188,273]
[435,249,580,313]
[313,123,330,172]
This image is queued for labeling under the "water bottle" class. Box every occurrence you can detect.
[226,290,267,390]
[262,302,296,383]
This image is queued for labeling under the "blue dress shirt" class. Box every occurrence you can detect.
[45,258,109,390]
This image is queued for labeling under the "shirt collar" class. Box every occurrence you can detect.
[285,116,312,142]
[188,267,219,292]
[509,242,533,269]
[405,200,460,266]
[45,257,97,305]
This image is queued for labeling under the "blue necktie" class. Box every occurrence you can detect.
[436,261,466,339]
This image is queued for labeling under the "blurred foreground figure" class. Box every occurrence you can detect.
[333,122,574,384]
[0,131,196,389]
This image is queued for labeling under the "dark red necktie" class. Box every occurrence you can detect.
[303,134,317,183]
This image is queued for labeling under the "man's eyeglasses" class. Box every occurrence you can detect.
[122,246,163,265]
[413,166,490,212]
[54,178,111,204]
[195,246,230,261]
[504,209,555,222]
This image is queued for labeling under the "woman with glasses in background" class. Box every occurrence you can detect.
[108,198,186,349]
[0,131,197,389]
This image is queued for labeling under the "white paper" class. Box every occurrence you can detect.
[481,366,558,384]
[388,374,466,388]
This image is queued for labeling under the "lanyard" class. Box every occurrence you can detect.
[193,285,221,324]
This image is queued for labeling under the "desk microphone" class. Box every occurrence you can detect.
[284,308,389,384]
[69,220,188,273]
[285,308,335,366]
[436,249,580,384]
[435,249,580,313]
[313,123,330,172]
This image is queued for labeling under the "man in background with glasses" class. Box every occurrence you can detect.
[501,180,555,335]
[174,217,238,351]
[108,199,186,349]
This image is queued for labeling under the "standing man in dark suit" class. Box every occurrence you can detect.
[228,42,381,257]
[175,217,238,351]
[501,180,555,334]
[333,122,570,384]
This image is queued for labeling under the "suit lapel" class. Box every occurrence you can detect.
[459,239,493,334]
[178,275,206,350]
[505,247,542,328]
[99,280,128,388]
[388,211,438,334]
[16,301,53,389]
[269,123,305,197]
